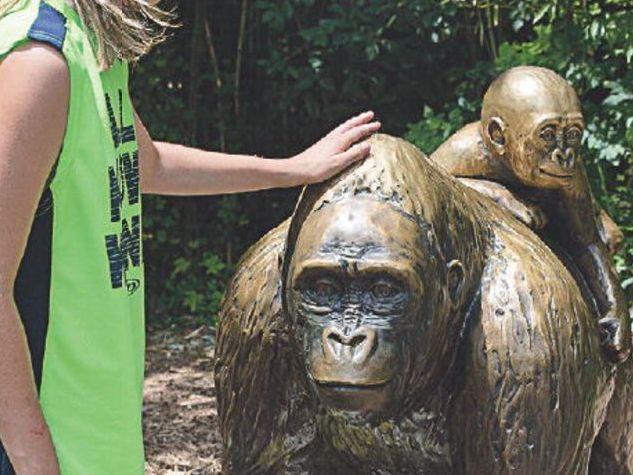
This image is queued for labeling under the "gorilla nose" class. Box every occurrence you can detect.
[323,325,376,364]
[551,148,574,169]
[564,148,575,168]
[551,148,566,166]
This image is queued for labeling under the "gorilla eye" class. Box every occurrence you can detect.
[313,278,340,299]
[566,127,583,143]
[371,280,400,299]
[540,127,556,143]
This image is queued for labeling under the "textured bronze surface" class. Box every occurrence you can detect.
[215,134,623,474]
[431,66,630,364]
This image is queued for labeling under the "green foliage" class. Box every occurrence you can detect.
[131,0,633,326]
[405,101,476,152]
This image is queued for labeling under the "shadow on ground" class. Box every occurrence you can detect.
[144,321,222,475]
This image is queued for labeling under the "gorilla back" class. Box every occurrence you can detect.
[215,134,614,474]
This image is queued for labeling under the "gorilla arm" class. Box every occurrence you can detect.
[430,122,507,179]
[431,123,548,230]
[599,208,625,256]
[454,180,623,253]
[590,354,633,475]
[451,220,614,475]
[430,121,623,251]
[458,178,547,230]
[214,220,319,474]
[548,162,631,362]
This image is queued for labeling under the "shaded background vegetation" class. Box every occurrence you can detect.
[131,0,633,325]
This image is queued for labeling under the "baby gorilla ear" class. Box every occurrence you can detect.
[447,259,465,306]
[486,117,507,156]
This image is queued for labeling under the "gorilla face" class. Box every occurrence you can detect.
[482,68,586,190]
[510,112,585,189]
[286,198,445,414]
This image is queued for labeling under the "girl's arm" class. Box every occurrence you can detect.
[137,111,380,196]
[0,43,67,475]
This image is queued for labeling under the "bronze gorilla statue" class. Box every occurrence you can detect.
[215,134,630,474]
[430,66,630,363]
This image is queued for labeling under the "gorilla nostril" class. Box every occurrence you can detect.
[327,331,345,345]
[322,326,347,362]
[352,328,377,364]
[349,334,367,347]
[551,148,566,166]
[564,148,575,168]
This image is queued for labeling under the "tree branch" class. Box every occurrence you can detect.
[204,16,227,152]
[234,0,249,119]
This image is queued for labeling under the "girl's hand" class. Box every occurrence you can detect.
[289,111,381,185]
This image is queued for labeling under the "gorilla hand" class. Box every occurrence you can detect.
[599,314,631,364]
[458,178,547,230]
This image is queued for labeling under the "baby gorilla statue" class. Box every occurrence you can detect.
[431,66,630,363]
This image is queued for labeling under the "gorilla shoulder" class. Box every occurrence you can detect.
[430,121,508,180]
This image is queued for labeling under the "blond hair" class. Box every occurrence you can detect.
[0,0,175,67]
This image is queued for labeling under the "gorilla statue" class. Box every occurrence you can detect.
[215,134,630,474]
[430,66,629,363]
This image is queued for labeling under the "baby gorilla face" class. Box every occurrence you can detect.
[286,199,435,414]
[511,112,584,189]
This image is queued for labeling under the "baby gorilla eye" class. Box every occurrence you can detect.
[540,126,557,143]
[566,127,583,143]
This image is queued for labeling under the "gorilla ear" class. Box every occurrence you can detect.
[486,117,506,156]
[277,252,284,273]
[447,259,465,306]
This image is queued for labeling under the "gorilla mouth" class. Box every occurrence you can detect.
[316,380,391,391]
[315,379,394,412]
[539,168,574,179]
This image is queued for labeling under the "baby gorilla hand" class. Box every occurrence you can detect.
[599,314,632,364]
[290,111,381,184]
[511,200,547,230]
[458,178,547,230]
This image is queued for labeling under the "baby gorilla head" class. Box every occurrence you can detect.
[481,66,584,188]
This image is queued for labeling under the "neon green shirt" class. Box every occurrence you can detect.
[0,1,145,473]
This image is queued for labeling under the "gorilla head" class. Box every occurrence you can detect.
[283,134,486,416]
[481,66,584,189]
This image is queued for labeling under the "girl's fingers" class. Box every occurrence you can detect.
[308,139,372,183]
[334,141,371,168]
[343,121,381,147]
[333,111,375,135]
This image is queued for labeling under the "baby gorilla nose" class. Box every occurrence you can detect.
[550,147,575,169]
[564,147,576,168]
[551,148,566,166]
[323,325,376,365]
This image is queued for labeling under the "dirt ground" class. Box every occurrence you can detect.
[144,321,222,475]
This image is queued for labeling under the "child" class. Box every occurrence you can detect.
[0,1,380,473]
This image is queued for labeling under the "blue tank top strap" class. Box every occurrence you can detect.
[27,1,67,52]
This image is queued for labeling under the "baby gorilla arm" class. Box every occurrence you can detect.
[551,176,631,363]
[598,208,625,256]
[458,173,630,363]
[458,178,547,230]
[430,125,548,231]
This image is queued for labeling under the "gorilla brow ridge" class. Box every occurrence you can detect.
[284,135,487,287]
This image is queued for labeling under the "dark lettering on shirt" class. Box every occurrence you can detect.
[104,89,141,295]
